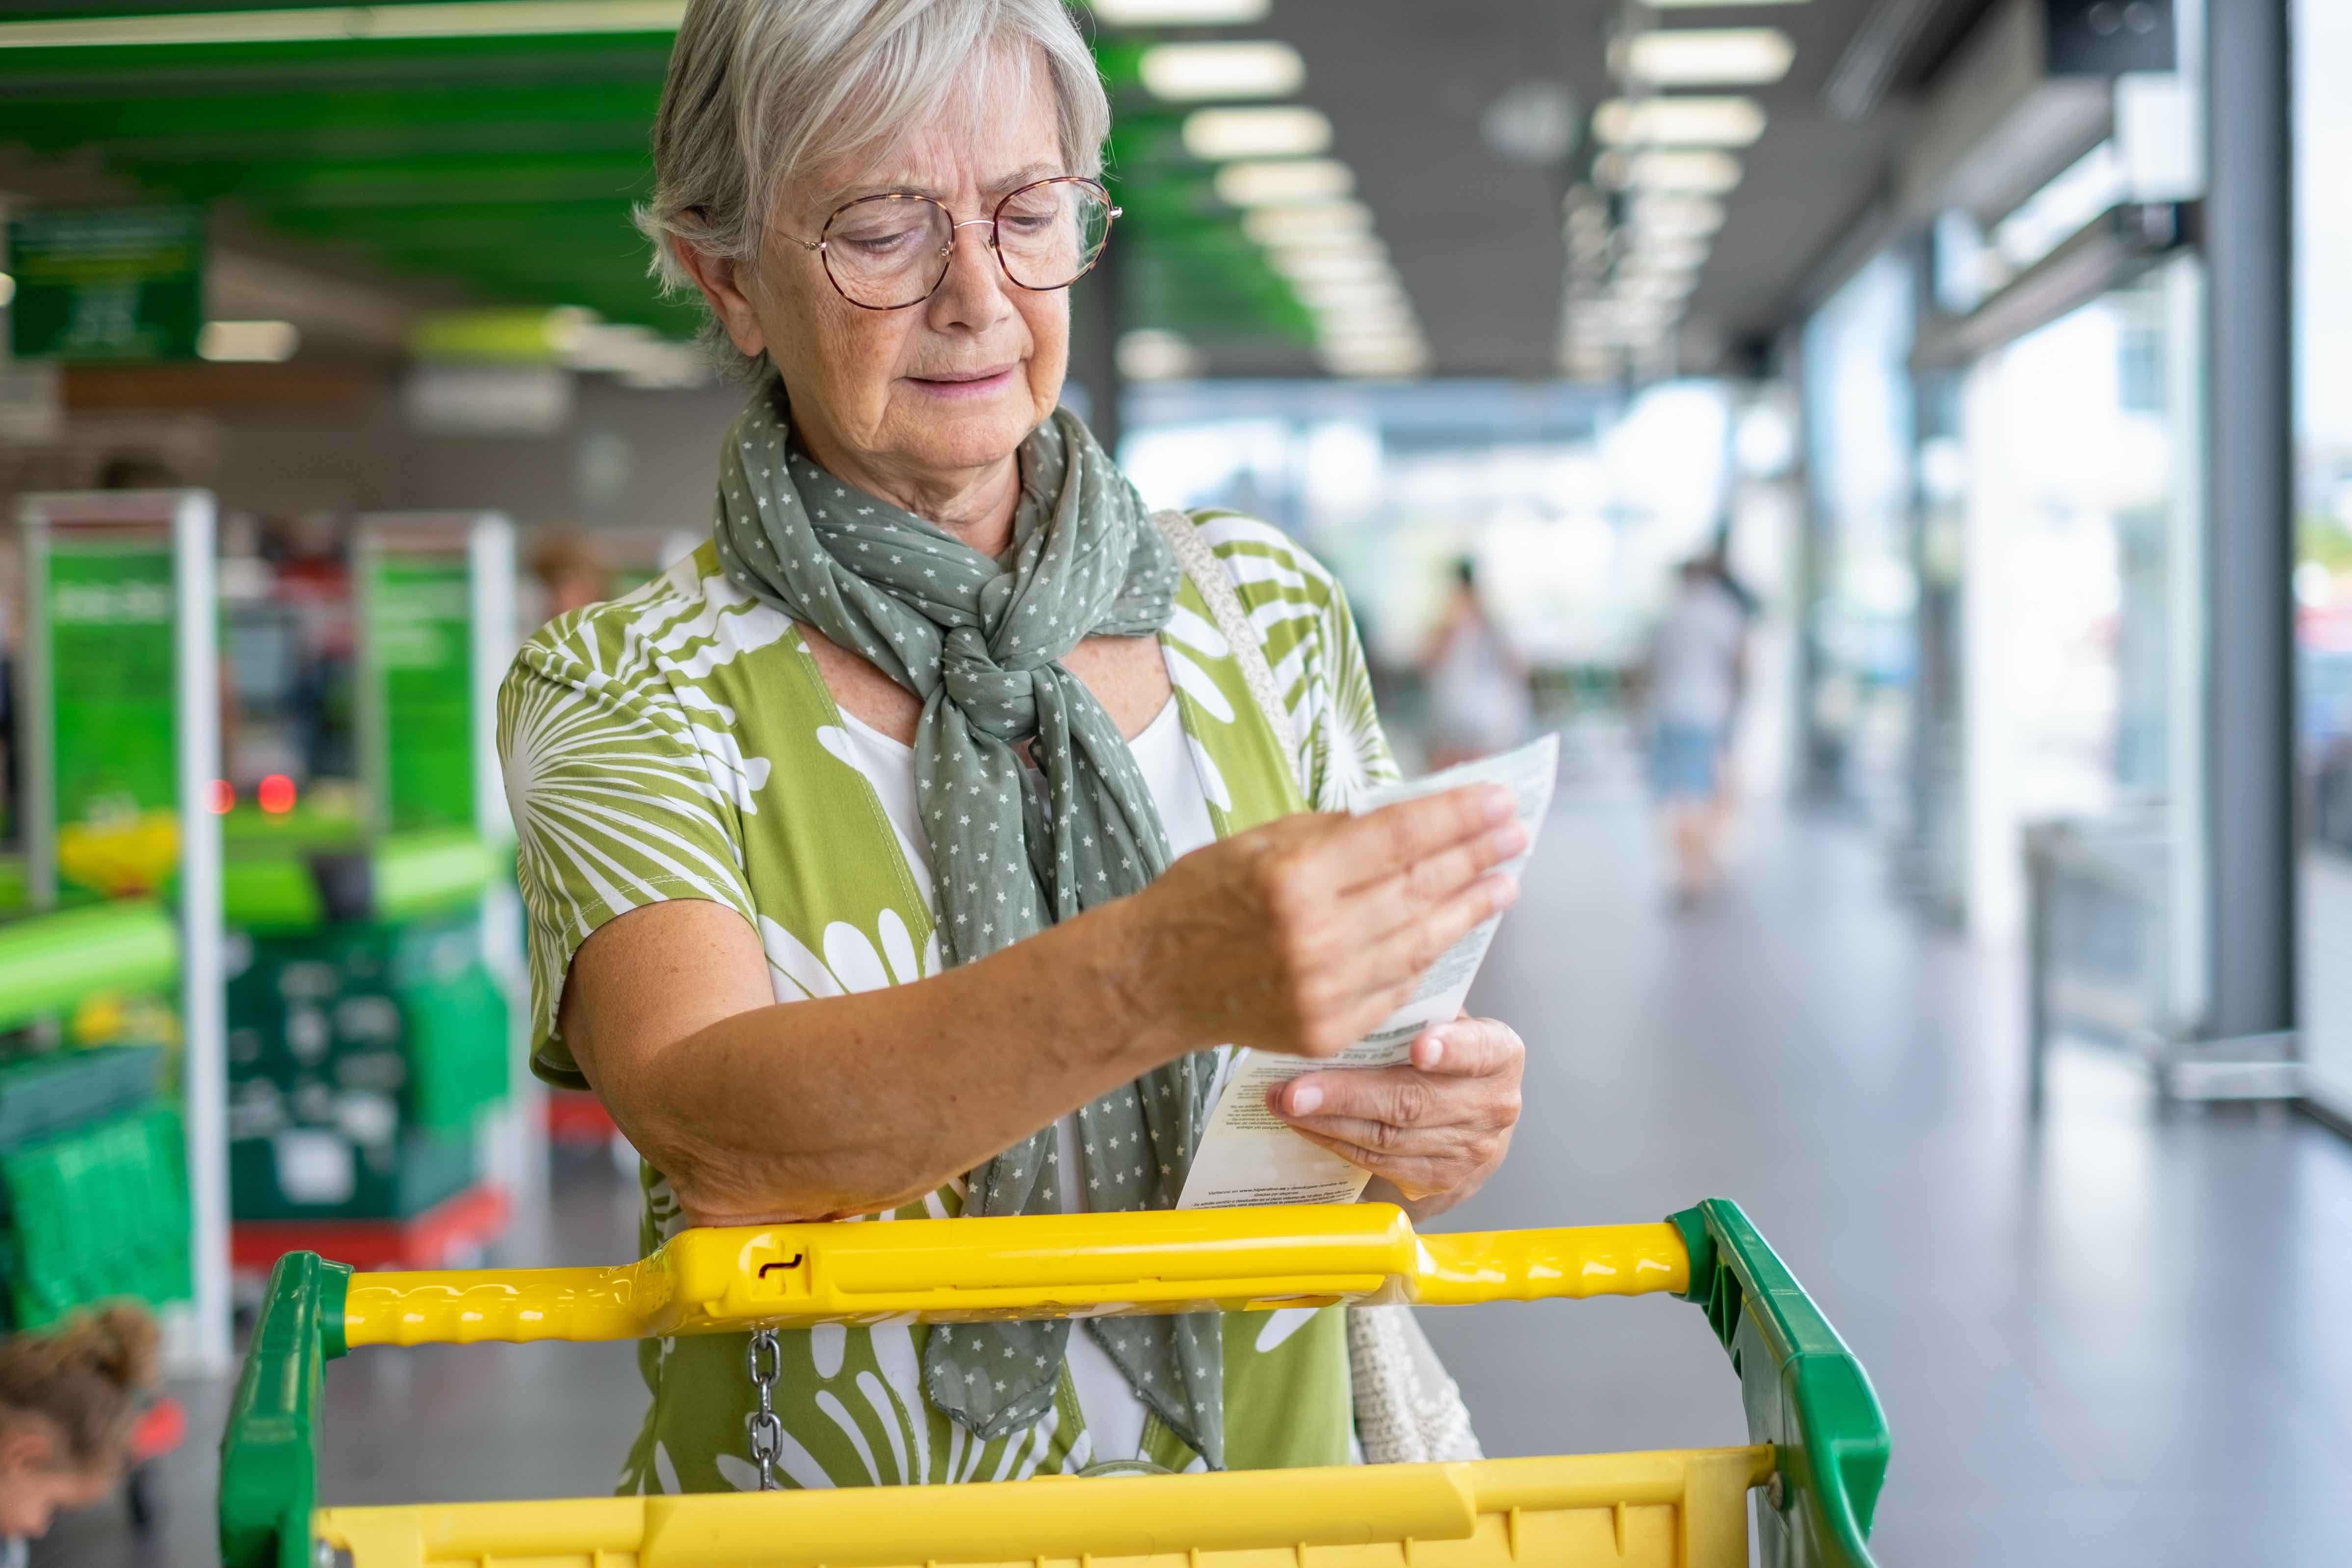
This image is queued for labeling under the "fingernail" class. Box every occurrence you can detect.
[1288,1083,1322,1116]
[1492,875,1521,909]
[1487,822,1528,858]
[1480,785,1514,824]
[1415,1032,1445,1069]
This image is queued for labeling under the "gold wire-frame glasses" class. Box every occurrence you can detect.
[789,176,1121,311]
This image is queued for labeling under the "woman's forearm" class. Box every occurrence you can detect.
[572,895,1188,1225]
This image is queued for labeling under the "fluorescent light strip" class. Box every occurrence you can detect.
[0,2,684,49]
[1593,96,1767,149]
[1600,149,1744,195]
[1614,27,1796,88]
[1215,158,1354,206]
[1183,106,1332,161]
[1139,40,1303,101]
[1271,250,1392,286]
[1096,0,1269,25]
[199,319,299,362]
[1242,201,1373,246]
[1294,275,1406,307]
[1264,232,1387,264]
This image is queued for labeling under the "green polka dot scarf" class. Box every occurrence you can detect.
[710,379,1228,1467]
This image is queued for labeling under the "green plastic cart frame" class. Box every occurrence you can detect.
[222,1199,1887,1568]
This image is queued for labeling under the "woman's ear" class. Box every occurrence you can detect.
[671,236,768,359]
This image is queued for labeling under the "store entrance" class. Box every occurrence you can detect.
[1945,255,2209,1048]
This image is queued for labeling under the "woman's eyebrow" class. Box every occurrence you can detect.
[982,162,1062,195]
[818,163,1064,210]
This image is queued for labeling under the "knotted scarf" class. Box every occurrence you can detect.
[709,378,1229,1466]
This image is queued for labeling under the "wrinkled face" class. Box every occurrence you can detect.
[0,1427,113,1539]
[734,51,1072,493]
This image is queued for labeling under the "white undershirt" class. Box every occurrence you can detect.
[833,686,1220,1462]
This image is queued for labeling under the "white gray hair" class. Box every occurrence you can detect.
[636,0,1111,379]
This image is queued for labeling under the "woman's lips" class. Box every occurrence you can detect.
[906,365,1018,398]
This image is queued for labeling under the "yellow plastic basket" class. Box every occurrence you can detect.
[220,1201,1887,1568]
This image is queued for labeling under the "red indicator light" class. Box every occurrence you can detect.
[258,774,297,814]
[209,780,235,814]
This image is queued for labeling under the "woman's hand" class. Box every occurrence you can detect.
[1123,785,1525,1060]
[1269,1016,1524,1219]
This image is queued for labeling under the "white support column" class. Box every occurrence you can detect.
[171,492,231,1372]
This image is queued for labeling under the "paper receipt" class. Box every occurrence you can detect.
[1176,733,1559,1209]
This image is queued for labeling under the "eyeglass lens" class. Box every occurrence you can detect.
[821,180,1112,309]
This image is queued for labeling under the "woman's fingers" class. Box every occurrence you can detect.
[1308,784,1517,895]
[1343,872,1519,1006]
[1278,1122,1484,1203]
[1145,786,1523,1059]
[1283,876,1517,1057]
[1270,1015,1526,1203]
[1341,820,1527,946]
[1406,1016,1524,1076]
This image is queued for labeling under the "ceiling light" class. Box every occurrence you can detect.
[1263,232,1387,264]
[1622,239,1711,275]
[1242,200,1373,246]
[1215,158,1354,207]
[1608,149,1743,195]
[1320,341,1429,379]
[1628,194,1726,239]
[1293,275,1406,309]
[1620,272,1696,302]
[198,320,299,362]
[0,1,683,49]
[1319,327,1426,355]
[1183,106,1332,161]
[1306,304,1416,335]
[1645,0,1808,6]
[1594,96,1767,148]
[1481,80,1580,166]
[1271,249,1392,286]
[1613,27,1796,87]
[1096,0,1269,24]
[1138,40,1304,101]
[1117,329,1204,382]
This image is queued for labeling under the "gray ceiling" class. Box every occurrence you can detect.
[1221,0,1996,377]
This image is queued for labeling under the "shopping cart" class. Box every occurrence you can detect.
[219,1200,1886,1568]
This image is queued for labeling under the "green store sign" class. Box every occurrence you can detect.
[7,205,204,363]
[363,555,476,832]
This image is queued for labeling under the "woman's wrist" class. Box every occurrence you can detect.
[1071,891,1209,1073]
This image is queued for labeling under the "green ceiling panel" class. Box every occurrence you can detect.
[0,5,1313,357]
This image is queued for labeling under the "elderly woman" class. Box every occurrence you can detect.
[499,0,1528,1493]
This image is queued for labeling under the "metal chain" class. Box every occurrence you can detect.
[745,1329,783,1491]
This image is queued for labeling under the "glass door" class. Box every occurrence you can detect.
[2293,0,2352,1121]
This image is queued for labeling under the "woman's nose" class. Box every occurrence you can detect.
[929,219,1009,320]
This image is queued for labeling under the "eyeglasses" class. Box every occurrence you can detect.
[789,176,1121,311]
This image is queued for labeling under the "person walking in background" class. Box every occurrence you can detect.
[1419,557,1532,769]
[1646,550,1752,907]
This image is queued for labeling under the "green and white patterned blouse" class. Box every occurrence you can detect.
[498,511,1398,1492]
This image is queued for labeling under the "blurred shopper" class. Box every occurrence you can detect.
[530,532,614,624]
[1418,557,1532,769]
[499,0,1528,1494]
[0,1306,159,1551]
[1646,552,1751,906]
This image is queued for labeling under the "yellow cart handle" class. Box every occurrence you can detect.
[343,1205,1690,1347]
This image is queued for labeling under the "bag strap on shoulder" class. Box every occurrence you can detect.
[1153,509,1303,783]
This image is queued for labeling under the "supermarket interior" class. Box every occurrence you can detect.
[0,1,2349,1566]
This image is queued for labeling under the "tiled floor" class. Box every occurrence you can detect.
[39,792,2352,1566]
